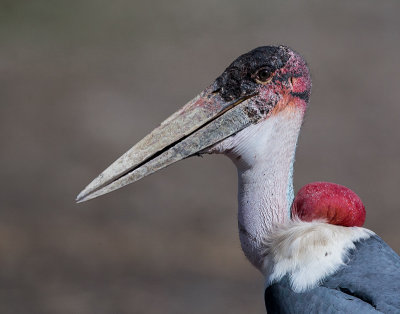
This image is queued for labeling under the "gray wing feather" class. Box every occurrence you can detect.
[265,235,400,313]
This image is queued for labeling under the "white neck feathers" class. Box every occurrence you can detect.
[262,220,373,292]
[226,108,304,269]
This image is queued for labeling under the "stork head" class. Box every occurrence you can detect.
[77,46,311,202]
[213,45,310,111]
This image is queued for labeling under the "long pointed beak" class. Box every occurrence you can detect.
[76,85,259,202]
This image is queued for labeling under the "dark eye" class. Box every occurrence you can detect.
[255,68,273,84]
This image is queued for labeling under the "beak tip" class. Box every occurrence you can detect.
[75,195,84,204]
[76,189,89,203]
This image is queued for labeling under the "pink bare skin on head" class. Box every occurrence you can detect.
[291,182,366,227]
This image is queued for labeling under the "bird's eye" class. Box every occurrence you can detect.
[255,68,273,84]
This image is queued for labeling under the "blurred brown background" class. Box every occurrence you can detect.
[1,0,400,313]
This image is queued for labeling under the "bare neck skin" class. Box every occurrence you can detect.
[212,108,304,270]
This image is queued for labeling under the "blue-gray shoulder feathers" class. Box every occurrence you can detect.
[265,235,400,313]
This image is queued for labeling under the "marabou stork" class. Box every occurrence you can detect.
[77,46,400,312]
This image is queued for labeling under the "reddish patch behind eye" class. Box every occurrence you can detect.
[291,76,309,94]
[291,182,366,227]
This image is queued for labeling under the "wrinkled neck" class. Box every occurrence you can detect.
[227,109,304,271]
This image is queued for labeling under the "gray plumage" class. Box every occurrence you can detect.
[265,235,400,313]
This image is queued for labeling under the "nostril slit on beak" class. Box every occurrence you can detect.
[212,87,221,94]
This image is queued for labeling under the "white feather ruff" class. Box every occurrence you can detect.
[262,219,373,292]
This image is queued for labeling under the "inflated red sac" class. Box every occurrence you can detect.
[291,182,366,227]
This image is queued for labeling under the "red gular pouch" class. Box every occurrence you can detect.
[291,182,366,227]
